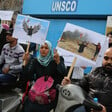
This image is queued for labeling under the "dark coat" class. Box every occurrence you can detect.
[22,56,66,112]
[78,67,112,112]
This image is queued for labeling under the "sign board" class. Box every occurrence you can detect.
[0,10,14,20]
[56,23,108,67]
[13,14,50,44]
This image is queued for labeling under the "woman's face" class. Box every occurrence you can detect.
[40,43,49,57]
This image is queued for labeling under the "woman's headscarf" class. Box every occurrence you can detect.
[37,40,53,66]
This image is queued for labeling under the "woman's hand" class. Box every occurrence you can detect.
[53,49,60,64]
[61,77,71,86]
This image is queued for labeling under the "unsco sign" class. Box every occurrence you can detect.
[51,0,77,12]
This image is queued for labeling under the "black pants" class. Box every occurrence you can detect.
[22,97,56,112]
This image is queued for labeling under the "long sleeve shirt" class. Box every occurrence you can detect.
[0,43,25,75]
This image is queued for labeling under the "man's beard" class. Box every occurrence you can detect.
[103,64,112,74]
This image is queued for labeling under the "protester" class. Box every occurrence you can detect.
[22,40,66,112]
[106,31,112,48]
[0,18,15,54]
[0,31,24,85]
[62,47,112,112]
[9,18,15,33]
[0,28,8,54]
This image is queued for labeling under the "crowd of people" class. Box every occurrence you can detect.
[0,18,112,112]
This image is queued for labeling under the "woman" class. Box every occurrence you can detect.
[22,40,66,112]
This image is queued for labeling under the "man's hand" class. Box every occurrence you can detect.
[2,66,10,74]
[61,77,71,86]
[91,105,106,112]
[101,105,107,112]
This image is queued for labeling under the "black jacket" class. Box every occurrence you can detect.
[22,56,66,112]
[79,67,112,112]
[22,56,66,85]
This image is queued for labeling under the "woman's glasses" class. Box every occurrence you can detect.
[104,56,112,61]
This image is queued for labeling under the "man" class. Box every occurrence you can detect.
[62,47,112,112]
[0,30,24,85]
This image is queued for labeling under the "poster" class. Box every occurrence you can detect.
[0,10,14,21]
[0,11,14,33]
[56,23,108,67]
[13,14,50,44]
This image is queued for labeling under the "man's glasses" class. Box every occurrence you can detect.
[104,56,112,61]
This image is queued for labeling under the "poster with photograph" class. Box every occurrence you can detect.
[105,16,112,47]
[13,14,50,44]
[56,23,108,67]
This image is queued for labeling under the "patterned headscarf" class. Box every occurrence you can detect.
[37,40,53,66]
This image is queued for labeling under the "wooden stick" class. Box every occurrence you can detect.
[23,42,30,66]
[26,42,30,53]
[67,57,77,79]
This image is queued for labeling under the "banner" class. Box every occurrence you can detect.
[56,23,108,67]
